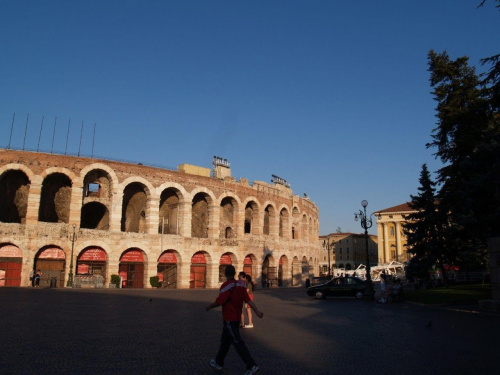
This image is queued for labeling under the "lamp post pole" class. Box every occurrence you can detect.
[323,239,331,279]
[67,224,77,287]
[355,200,376,300]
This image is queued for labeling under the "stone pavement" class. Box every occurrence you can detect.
[1,286,499,375]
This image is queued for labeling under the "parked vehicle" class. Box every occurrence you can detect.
[306,276,366,299]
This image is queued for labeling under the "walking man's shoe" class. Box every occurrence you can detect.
[244,365,259,374]
[243,324,254,328]
[210,359,223,371]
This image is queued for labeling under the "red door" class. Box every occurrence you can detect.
[0,260,22,286]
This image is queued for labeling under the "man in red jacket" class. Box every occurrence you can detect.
[206,265,264,375]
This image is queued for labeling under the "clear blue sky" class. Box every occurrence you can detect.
[1,1,498,234]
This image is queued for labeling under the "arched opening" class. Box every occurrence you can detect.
[80,202,109,230]
[263,205,274,235]
[34,246,66,288]
[262,254,276,287]
[219,253,234,283]
[279,208,289,237]
[76,247,107,279]
[243,255,254,279]
[119,248,145,288]
[220,197,236,239]
[158,250,178,288]
[192,193,209,238]
[0,170,30,224]
[159,188,180,234]
[83,169,112,199]
[190,252,207,288]
[0,244,23,287]
[121,183,147,233]
[39,173,72,223]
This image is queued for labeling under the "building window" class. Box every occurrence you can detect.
[390,227,395,236]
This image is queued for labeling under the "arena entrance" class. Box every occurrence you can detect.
[243,255,253,278]
[119,249,145,288]
[0,244,22,287]
[158,250,178,289]
[262,255,277,287]
[35,247,66,288]
[190,252,206,289]
[76,247,107,278]
[219,253,234,283]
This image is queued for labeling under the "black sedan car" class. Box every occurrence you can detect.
[307,276,366,299]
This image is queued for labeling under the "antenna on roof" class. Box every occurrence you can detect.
[7,112,15,149]
[65,119,70,155]
[78,121,83,156]
[51,117,57,154]
[37,116,44,152]
[22,113,29,150]
[91,123,96,158]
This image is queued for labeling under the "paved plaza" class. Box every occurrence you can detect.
[1,286,499,375]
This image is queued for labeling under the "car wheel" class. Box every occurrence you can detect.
[355,291,364,299]
[315,290,324,299]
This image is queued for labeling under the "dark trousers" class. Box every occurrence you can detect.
[215,321,256,369]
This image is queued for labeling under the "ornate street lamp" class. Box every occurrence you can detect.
[66,224,77,287]
[354,200,378,300]
[323,239,332,279]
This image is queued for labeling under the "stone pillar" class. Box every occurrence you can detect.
[395,222,402,262]
[178,200,191,237]
[109,189,123,232]
[147,196,160,235]
[269,212,279,238]
[25,178,42,225]
[145,254,157,289]
[69,184,83,226]
[377,222,383,263]
[383,223,389,263]
[208,204,220,239]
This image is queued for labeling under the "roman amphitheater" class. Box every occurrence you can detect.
[0,148,320,289]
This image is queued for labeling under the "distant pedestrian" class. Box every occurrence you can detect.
[35,270,42,287]
[29,269,35,287]
[243,274,255,329]
[206,265,263,375]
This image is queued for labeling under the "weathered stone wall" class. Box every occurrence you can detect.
[0,149,320,288]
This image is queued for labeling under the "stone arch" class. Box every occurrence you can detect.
[263,203,276,236]
[121,182,149,233]
[243,253,258,280]
[190,251,212,289]
[38,172,72,223]
[82,168,114,200]
[262,254,277,287]
[220,196,238,239]
[159,187,183,234]
[157,249,181,289]
[218,252,238,283]
[0,169,30,224]
[80,202,109,230]
[243,198,260,235]
[119,247,147,288]
[279,206,290,238]
[191,192,212,238]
